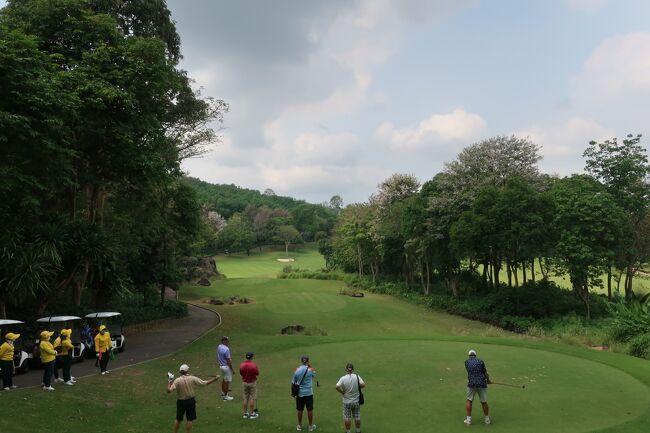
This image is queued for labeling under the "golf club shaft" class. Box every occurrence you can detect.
[491,381,524,388]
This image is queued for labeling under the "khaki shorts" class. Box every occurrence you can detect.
[466,387,488,403]
[243,381,257,401]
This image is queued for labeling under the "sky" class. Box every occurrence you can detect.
[3,0,650,204]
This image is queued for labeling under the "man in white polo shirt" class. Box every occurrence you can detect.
[335,362,365,433]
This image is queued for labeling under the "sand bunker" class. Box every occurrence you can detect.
[277,258,295,262]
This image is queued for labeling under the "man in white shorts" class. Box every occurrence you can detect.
[217,336,234,401]
[335,363,365,433]
[464,349,491,426]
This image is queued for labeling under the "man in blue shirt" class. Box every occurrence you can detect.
[292,355,317,431]
[217,336,234,401]
[464,349,491,426]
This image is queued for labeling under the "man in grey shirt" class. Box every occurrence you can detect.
[335,363,365,433]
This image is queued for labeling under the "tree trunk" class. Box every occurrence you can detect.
[506,259,512,288]
[538,257,548,279]
[522,260,527,284]
[425,261,430,295]
[481,260,488,288]
[513,262,519,287]
[531,259,536,283]
[624,266,633,299]
[607,266,612,300]
[73,259,90,306]
[357,245,363,277]
[285,241,289,257]
[493,259,501,288]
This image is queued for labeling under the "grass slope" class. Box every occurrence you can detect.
[1,248,648,433]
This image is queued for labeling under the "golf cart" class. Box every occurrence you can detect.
[34,316,86,365]
[84,312,125,353]
[0,320,30,374]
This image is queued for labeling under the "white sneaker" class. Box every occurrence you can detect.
[308,425,317,432]
[243,413,249,419]
[222,395,234,401]
[296,426,302,431]
[70,376,76,380]
[485,416,491,425]
[65,380,75,385]
[101,371,107,375]
[70,379,77,383]
[249,412,259,419]
[43,386,55,391]
[54,378,65,383]
[3,387,9,391]
[464,418,472,426]
[10,386,16,389]
[105,370,110,374]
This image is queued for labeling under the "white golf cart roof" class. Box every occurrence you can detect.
[0,319,24,326]
[37,316,82,323]
[84,312,121,319]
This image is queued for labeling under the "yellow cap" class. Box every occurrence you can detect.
[61,329,72,337]
[5,332,20,340]
[40,330,54,339]
[99,325,107,331]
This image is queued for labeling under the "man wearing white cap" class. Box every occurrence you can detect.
[464,349,491,426]
[167,364,219,433]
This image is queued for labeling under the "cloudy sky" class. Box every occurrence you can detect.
[3,0,650,204]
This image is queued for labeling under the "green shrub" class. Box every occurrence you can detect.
[628,333,650,359]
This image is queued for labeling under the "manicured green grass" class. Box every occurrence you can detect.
[3,250,649,433]
[213,244,325,279]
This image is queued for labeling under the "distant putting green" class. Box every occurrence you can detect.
[2,248,649,433]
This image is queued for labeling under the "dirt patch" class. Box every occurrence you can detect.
[280,324,328,336]
[339,289,365,298]
[207,296,254,306]
[590,345,609,351]
[281,324,305,335]
[277,258,295,262]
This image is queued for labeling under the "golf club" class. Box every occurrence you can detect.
[491,381,526,389]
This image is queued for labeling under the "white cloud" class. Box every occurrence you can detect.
[573,32,650,128]
[376,109,487,150]
[517,117,615,175]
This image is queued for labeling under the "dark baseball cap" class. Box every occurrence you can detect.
[301,355,309,363]
[346,362,354,370]
[246,352,254,359]
[221,336,230,342]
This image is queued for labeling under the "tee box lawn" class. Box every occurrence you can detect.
[1,247,648,433]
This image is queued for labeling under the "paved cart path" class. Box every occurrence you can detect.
[12,304,219,389]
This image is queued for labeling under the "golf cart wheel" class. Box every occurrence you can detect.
[18,362,29,374]
[118,342,125,353]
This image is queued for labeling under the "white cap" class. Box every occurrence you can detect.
[468,349,477,356]
[179,364,190,372]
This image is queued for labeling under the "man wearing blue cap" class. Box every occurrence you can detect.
[292,355,317,431]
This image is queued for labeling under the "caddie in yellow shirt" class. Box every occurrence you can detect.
[39,330,57,391]
[59,329,75,385]
[0,332,20,390]
[94,325,112,375]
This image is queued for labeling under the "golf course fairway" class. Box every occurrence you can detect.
[1,248,648,433]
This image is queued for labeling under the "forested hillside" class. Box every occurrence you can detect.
[185,177,339,254]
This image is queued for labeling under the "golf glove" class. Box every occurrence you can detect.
[167,372,175,383]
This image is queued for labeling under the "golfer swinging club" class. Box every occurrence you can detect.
[464,349,491,426]
[167,364,219,433]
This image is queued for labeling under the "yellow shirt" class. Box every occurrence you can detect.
[94,332,112,353]
[0,342,14,361]
[53,336,61,356]
[60,338,74,356]
[39,340,57,363]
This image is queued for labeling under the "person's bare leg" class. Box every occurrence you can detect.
[173,420,180,433]
[297,410,303,426]
[186,420,193,433]
[355,419,361,431]
[243,397,248,415]
[481,402,489,416]
[248,399,255,414]
[344,419,352,430]
[307,409,313,425]
[221,380,228,396]
[466,399,473,416]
